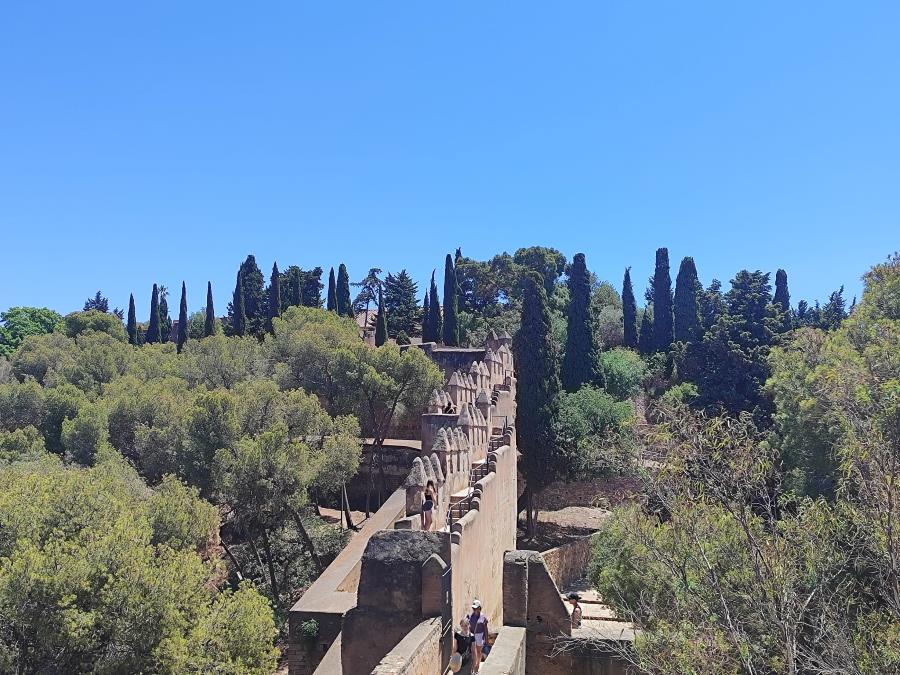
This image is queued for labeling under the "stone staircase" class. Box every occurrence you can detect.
[562,582,635,640]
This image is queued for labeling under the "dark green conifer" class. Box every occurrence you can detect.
[204,282,216,337]
[622,268,638,348]
[177,282,188,353]
[561,253,602,392]
[374,288,388,347]
[267,262,281,333]
[674,256,702,343]
[638,308,653,356]
[442,254,459,346]
[428,272,442,344]
[384,270,419,338]
[127,294,138,345]
[327,267,338,312]
[652,248,674,352]
[422,292,430,340]
[159,288,171,343]
[514,271,561,538]
[773,269,792,332]
[290,270,302,307]
[229,255,265,334]
[146,284,161,344]
[337,263,353,317]
[232,271,247,337]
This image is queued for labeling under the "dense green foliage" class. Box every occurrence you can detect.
[442,254,459,346]
[651,247,674,352]
[0,307,62,357]
[336,263,352,317]
[384,270,419,338]
[622,268,638,348]
[599,348,646,401]
[146,283,162,343]
[673,256,701,343]
[204,281,217,337]
[561,253,602,392]
[267,263,282,333]
[327,267,338,312]
[773,268,791,332]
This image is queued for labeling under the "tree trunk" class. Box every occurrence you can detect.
[259,528,280,602]
[342,483,357,531]
[291,508,324,575]
[221,540,245,581]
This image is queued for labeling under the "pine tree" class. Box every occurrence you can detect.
[290,269,302,308]
[561,253,602,392]
[442,254,459,346]
[267,262,281,332]
[622,268,638,349]
[337,263,352,317]
[773,268,792,332]
[177,282,188,353]
[422,292,431,340]
[673,256,702,343]
[384,270,419,338]
[232,271,247,337]
[300,267,324,308]
[428,272,441,343]
[652,248,674,352]
[374,288,388,347]
[327,268,338,312]
[127,294,138,345]
[204,282,216,337]
[146,284,161,344]
[514,271,561,538]
[159,287,172,343]
[638,308,653,356]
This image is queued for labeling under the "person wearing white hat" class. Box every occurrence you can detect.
[465,599,489,673]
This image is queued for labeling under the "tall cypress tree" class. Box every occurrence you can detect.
[159,287,172,343]
[374,288,388,347]
[232,271,247,337]
[773,268,792,332]
[267,262,281,333]
[561,253,602,392]
[289,270,302,308]
[638,308,653,356]
[622,268,638,349]
[442,254,459,346]
[428,272,442,344]
[652,248,674,352]
[127,294,138,345]
[673,256,702,343]
[146,284,161,344]
[227,255,265,335]
[422,292,431,340]
[337,263,352,317]
[204,282,216,337]
[514,271,561,538]
[177,282,188,353]
[327,267,338,312]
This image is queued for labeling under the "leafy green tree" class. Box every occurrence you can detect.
[773,268,792,332]
[337,263,353,317]
[384,270,419,337]
[183,389,240,497]
[159,286,172,343]
[513,246,567,298]
[673,256,702,343]
[700,278,726,331]
[0,307,62,357]
[327,267,338,311]
[561,253,602,392]
[352,268,383,326]
[177,282,188,353]
[63,310,128,342]
[267,262,281,333]
[146,284,162,344]
[514,271,562,538]
[62,402,110,465]
[819,285,847,330]
[599,348,647,400]
[442,254,459,346]
[651,247,674,351]
[374,288,388,347]
[204,281,217,337]
[427,271,442,343]
[127,294,138,345]
[638,308,653,356]
[0,425,46,464]
[622,268,638,349]
[232,271,247,337]
[557,386,633,478]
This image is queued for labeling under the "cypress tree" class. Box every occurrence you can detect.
[232,271,247,337]
[422,292,431,340]
[652,248,674,352]
[146,284,161,344]
[159,288,172,343]
[514,271,561,538]
[337,263,352,317]
[204,282,216,337]
[428,272,442,344]
[267,262,281,333]
[327,267,338,312]
[177,281,188,353]
[773,268,792,332]
[290,270,302,307]
[228,255,265,334]
[374,288,388,347]
[442,254,459,346]
[622,268,638,349]
[127,294,138,345]
[673,256,702,343]
[561,253,602,392]
[638,309,653,356]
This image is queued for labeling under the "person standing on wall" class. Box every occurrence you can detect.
[421,480,437,531]
[466,599,489,672]
[567,592,583,628]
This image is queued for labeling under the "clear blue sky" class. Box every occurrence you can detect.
[1,2,898,318]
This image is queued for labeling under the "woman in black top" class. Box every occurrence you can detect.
[421,480,437,531]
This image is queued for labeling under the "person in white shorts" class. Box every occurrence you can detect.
[465,599,489,673]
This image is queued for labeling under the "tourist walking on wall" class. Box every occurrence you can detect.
[567,592,583,628]
[466,599,489,673]
[421,480,437,531]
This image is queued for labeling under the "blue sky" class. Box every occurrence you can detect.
[1,2,898,317]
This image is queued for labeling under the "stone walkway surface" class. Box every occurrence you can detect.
[562,578,636,642]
